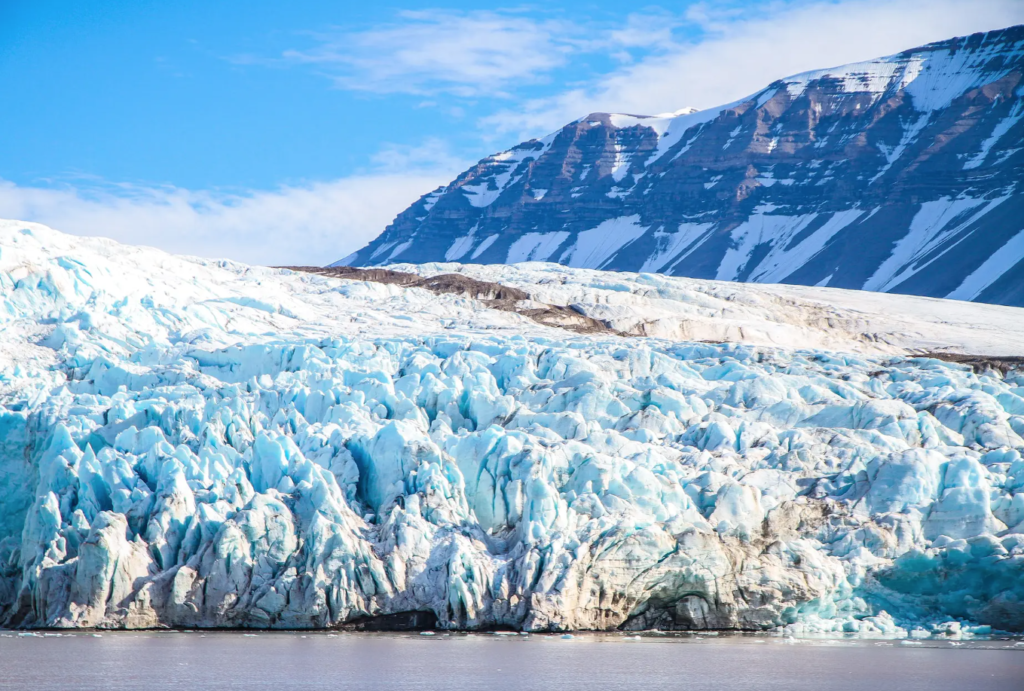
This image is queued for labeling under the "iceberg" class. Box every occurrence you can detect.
[1,219,1024,634]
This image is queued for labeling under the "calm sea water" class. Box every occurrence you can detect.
[2,631,1022,690]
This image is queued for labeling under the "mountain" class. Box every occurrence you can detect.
[3,219,1024,633]
[339,26,1024,307]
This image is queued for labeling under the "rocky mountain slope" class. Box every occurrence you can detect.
[3,219,1024,634]
[340,26,1024,307]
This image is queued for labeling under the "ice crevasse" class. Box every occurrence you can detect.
[2,221,1024,635]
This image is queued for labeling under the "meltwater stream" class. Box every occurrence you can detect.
[2,632,1022,690]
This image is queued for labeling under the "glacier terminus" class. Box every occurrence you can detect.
[1,219,1024,636]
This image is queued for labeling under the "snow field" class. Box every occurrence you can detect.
[391,261,1024,357]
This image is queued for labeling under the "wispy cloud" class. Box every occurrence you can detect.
[262,1,1024,137]
[282,10,578,98]
[0,141,468,266]
[276,9,683,98]
[483,0,1024,137]
[369,137,468,172]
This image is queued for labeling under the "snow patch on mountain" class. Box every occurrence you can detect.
[864,196,1012,293]
[948,229,1024,301]
[444,224,479,262]
[639,222,716,274]
[903,38,1022,112]
[715,209,818,281]
[506,232,569,263]
[471,234,500,260]
[747,210,867,284]
[964,100,1024,170]
[560,215,648,269]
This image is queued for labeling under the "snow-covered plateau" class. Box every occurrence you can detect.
[2,219,1024,636]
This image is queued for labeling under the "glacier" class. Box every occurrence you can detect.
[2,219,1024,635]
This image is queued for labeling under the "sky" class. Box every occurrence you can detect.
[1,0,1022,265]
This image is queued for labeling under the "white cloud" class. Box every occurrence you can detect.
[278,9,683,98]
[0,143,465,267]
[370,137,468,172]
[283,10,579,97]
[600,11,681,52]
[484,0,1024,137]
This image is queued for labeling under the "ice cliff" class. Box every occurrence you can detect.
[2,219,1024,634]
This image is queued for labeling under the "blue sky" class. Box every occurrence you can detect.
[1,0,1022,264]
[0,1,672,190]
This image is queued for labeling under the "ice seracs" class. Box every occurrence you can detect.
[2,219,1024,635]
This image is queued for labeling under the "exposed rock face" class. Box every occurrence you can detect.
[341,26,1024,307]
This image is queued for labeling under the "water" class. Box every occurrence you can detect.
[2,631,1023,690]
